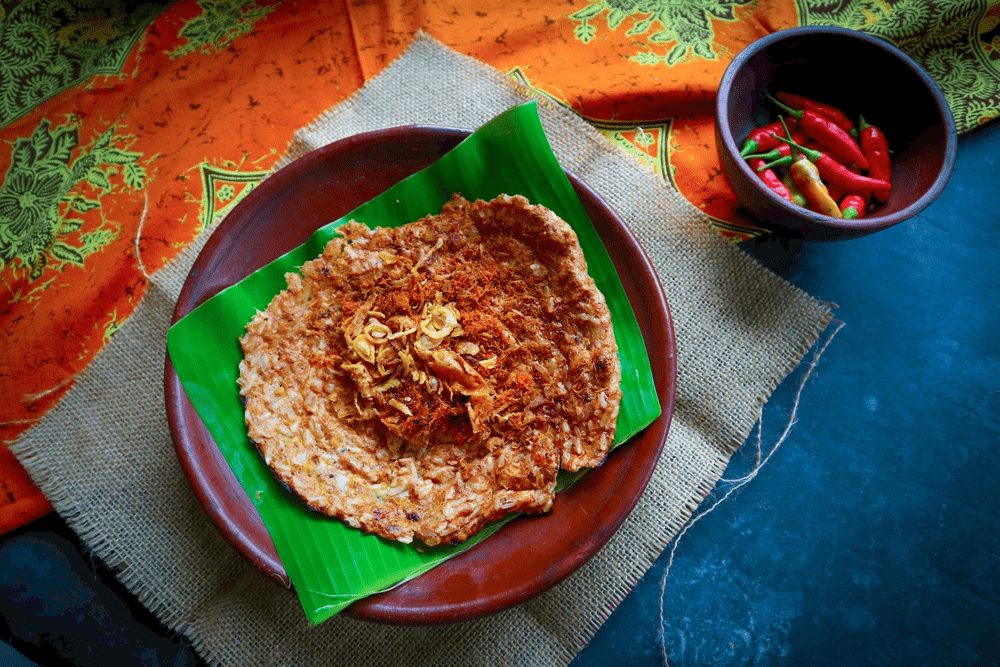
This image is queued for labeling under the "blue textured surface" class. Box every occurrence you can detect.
[2,123,997,667]
[573,123,1000,666]
[0,639,37,667]
[0,530,199,666]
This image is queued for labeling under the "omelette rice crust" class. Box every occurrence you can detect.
[238,194,621,546]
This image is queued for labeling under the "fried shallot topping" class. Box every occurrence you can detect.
[238,194,621,546]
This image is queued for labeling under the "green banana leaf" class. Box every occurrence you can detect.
[166,102,660,624]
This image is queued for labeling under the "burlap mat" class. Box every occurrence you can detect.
[12,34,833,667]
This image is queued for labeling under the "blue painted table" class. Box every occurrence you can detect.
[575,121,1000,666]
[2,121,998,667]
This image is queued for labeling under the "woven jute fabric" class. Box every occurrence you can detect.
[12,34,833,667]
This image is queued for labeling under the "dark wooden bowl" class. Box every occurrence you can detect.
[164,126,677,625]
[716,26,957,241]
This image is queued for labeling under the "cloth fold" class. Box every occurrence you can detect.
[12,33,833,667]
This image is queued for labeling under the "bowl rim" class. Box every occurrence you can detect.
[716,25,958,239]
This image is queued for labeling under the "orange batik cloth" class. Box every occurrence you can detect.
[0,0,366,531]
[3,0,999,533]
[343,0,799,236]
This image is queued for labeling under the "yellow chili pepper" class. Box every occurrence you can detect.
[789,153,842,218]
[780,171,809,208]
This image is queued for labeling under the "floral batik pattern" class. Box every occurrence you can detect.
[0,0,163,127]
[569,0,755,65]
[801,0,1000,130]
[0,118,146,283]
[168,0,277,58]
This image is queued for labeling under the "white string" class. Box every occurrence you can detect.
[22,372,81,403]
[0,418,41,427]
[659,320,844,666]
[635,126,658,172]
[135,190,150,279]
[719,416,763,485]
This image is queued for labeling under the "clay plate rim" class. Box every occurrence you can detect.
[164,126,677,625]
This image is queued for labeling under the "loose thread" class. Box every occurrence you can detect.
[0,418,41,427]
[719,414,763,485]
[135,190,150,279]
[635,126,657,172]
[658,320,844,667]
[22,372,81,403]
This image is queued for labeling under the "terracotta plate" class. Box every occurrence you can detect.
[164,126,677,625]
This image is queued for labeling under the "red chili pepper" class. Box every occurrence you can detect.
[775,92,855,135]
[859,115,892,203]
[826,179,848,203]
[745,117,802,165]
[833,165,867,215]
[740,117,799,157]
[804,137,829,155]
[826,163,858,201]
[768,96,869,170]
[840,191,871,219]
[769,133,890,195]
[747,157,793,202]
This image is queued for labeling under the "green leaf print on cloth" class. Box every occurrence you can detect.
[801,0,1000,131]
[0,0,164,128]
[0,118,147,283]
[168,0,277,58]
[568,0,755,65]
